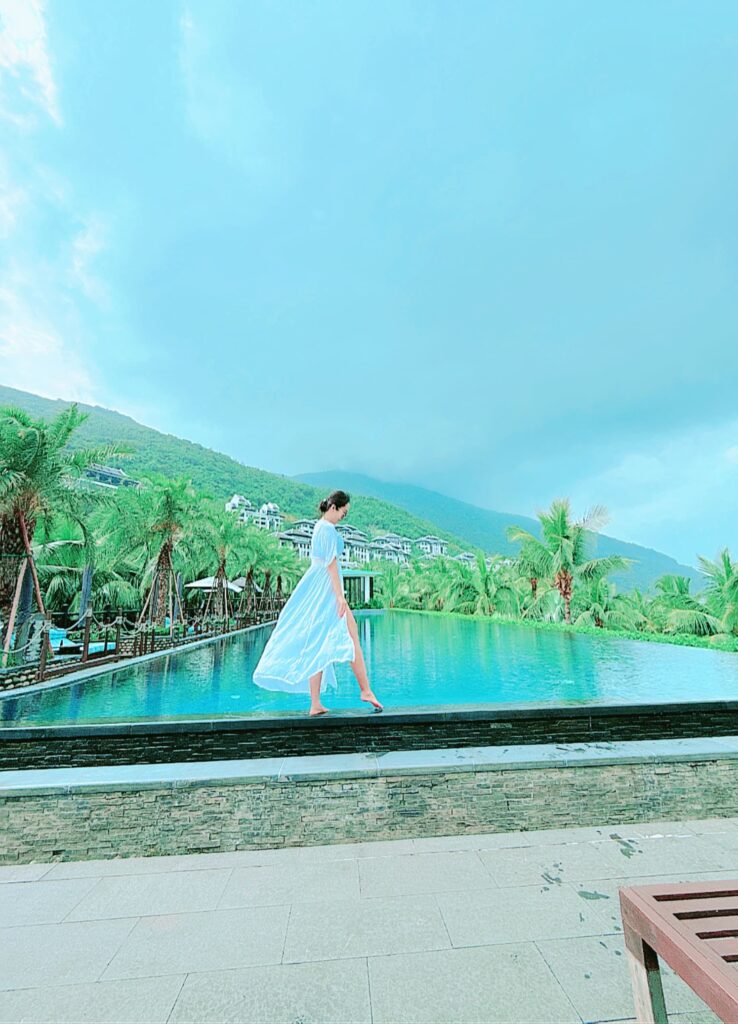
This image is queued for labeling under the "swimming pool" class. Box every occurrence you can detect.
[2,610,738,727]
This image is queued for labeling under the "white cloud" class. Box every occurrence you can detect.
[0,0,61,125]
[568,418,738,563]
[0,181,25,236]
[178,3,277,181]
[0,284,97,402]
[70,217,109,306]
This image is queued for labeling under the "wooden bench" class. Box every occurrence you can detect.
[620,881,738,1023]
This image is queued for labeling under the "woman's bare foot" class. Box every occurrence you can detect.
[309,703,330,717]
[360,691,383,711]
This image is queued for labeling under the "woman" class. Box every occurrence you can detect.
[252,490,383,716]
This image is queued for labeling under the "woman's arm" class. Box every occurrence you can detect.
[327,559,348,617]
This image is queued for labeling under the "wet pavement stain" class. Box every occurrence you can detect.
[542,870,563,885]
[612,835,640,858]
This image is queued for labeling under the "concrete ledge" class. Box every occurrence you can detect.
[3,735,738,797]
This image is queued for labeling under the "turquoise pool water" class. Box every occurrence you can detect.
[2,611,738,726]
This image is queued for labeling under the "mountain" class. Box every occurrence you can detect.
[0,386,465,548]
[0,385,703,592]
[294,470,703,592]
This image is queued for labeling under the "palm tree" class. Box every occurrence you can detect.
[411,557,452,611]
[377,564,403,609]
[190,509,249,619]
[652,574,723,637]
[698,549,738,636]
[618,588,661,633]
[507,499,629,624]
[34,518,138,616]
[0,404,125,649]
[515,540,549,602]
[443,555,520,617]
[572,578,640,630]
[99,476,199,626]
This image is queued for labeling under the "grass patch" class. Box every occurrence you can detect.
[387,606,738,652]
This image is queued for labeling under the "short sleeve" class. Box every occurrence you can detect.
[312,523,337,566]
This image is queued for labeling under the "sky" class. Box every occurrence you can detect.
[0,0,737,567]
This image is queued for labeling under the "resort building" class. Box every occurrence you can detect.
[279,521,372,569]
[413,535,448,557]
[82,464,140,490]
[374,533,412,555]
[248,502,284,531]
[226,498,284,532]
[337,524,369,543]
[224,494,253,514]
[278,526,313,560]
[454,552,478,566]
[368,539,408,565]
[337,524,371,566]
[291,519,318,534]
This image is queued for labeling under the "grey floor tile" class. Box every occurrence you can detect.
[219,858,359,908]
[601,835,735,875]
[0,877,98,926]
[685,817,738,835]
[408,825,616,853]
[410,832,513,853]
[536,933,711,1022]
[437,881,615,946]
[705,830,738,860]
[486,824,620,847]
[252,838,419,862]
[607,821,698,839]
[170,958,371,1023]
[336,838,418,858]
[67,868,232,920]
[103,905,290,980]
[46,850,271,879]
[668,1011,722,1024]
[570,872,738,936]
[359,850,492,897]
[369,943,580,1023]
[0,974,184,1023]
[284,895,450,962]
[0,917,137,991]
[479,840,624,887]
[0,863,52,884]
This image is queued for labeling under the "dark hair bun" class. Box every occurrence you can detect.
[318,490,350,515]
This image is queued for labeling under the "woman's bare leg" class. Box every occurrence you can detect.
[309,670,328,716]
[346,612,383,710]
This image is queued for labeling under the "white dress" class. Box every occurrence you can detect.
[252,519,356,693]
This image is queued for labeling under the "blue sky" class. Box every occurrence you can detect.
[1,0,737,566]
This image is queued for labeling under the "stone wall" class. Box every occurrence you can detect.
[5,701,738,770]
[3,757,737,864]
[0,666,37,692]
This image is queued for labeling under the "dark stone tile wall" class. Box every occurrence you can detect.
[3,757,738,864]
[2,700,738,770]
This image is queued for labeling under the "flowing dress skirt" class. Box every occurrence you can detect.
[252,560,356,693]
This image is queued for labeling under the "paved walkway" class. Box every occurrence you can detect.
[1,818,735,1023]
